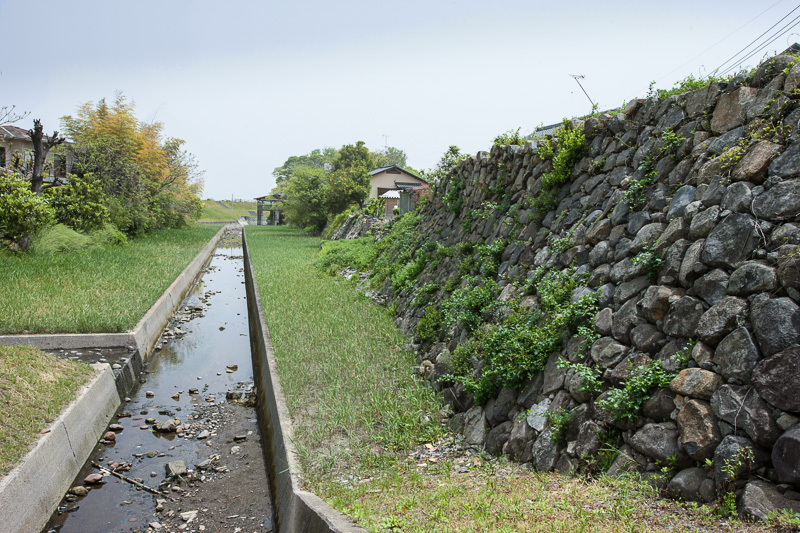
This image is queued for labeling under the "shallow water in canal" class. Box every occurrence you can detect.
[45,232,273,532]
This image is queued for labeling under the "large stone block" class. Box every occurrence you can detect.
[670,368,722,400]
[752,346,800,412]
[695,296,748,347]
[662,296,705,339]
[700,213,757,269]
[711,385,782,447]
[714,327,760,382]
[751,296,800,358]
[629,422,683,464]
[753,179,800,220]
[711,87,757,134]
[676,399,721,461]
[772,425,800,484]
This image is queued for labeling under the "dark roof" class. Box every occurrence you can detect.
[254,195,285,202]
[0,125,67,144]
[0,125,30,139]
[369,164,428,184]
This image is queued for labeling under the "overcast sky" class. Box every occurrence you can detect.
[2,1,798,200]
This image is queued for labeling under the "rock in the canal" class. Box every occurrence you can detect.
[180,510,198,522]
[196,430,210,440]
[154,419,181,433]
[83,473,104,485]
[108,424,124,432]
[165,460,188,477]
[146,391,155,398]
[171,393,180,400]
[102,431,116,441]
[69,486,89,496]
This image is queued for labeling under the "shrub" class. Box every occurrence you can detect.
[531,119,586,221]
[0,171,55,244]
[44,173,109,232]
[416,306,443,343]
[493,127,526,146]
[442,279,497,333]
[316,237,378,275]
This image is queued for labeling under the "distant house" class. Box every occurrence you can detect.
[368,164,428,218]
[0,125,72,183]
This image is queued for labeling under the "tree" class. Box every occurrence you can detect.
[272,147,337,184]
[326,141,374,213]
[0,105,28,126]
[372,146,408,169]
[28,119,65,195]
[420,145,468,184]
[282,166,328,232]
[61,93,203,234]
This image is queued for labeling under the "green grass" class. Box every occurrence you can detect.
[0,345,95,476]
[0,225,219,333]
[199,200,257,222]
[245,225,444,478]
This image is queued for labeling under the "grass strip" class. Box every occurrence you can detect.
[245,225,443,478]
[0,225,219,333]
[0,345,95,476]
[199,200,258,222]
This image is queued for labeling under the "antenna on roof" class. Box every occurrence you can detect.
[569,74,595,110]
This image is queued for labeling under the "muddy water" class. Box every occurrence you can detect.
[45,231,273,532]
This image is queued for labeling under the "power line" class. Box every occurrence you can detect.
[711,3,800,76]
[717,15,800,76]
[622,0,787,100]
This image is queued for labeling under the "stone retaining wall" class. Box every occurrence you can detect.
[347,55,800,518]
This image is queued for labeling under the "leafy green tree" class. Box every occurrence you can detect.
[326,141,374,213]
[282,166,328,232]
[272,147,338,184]
[372,146,408,169]
[421,145,468,184]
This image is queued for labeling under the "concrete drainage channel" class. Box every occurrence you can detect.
[0,226,365,533]
[36,228,274,532]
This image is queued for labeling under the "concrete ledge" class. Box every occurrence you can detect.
[0,363,120,533]
[0,226,225,359]
[243,229,365,533]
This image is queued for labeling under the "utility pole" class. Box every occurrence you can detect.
[231,194,234,221]
[382,134,390,152]
[570,74,595,111]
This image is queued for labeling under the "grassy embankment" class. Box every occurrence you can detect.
[198,199,257,222]
[246,225,783,533]
[0,345,94,476]
[0,225,219,333]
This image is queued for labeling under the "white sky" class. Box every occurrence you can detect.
[2,0,798,200]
